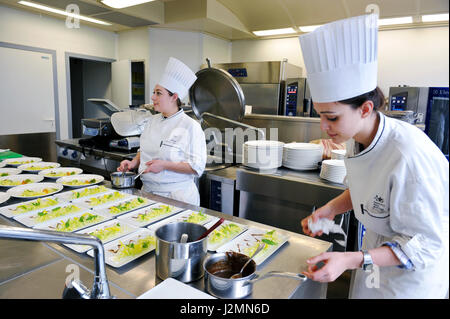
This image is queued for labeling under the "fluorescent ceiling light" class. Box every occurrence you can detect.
[101,0,155,9]
[253,27,296,36]
[18,1,112,25]
[378,16,413,26]
[422,13,449,22]
[298,25,322,33]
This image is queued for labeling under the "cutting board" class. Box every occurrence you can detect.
[0,151,23,161]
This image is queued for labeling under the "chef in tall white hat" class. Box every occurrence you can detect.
[299,13,449,298]
[117,57,206,206]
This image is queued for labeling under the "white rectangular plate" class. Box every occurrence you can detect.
[94,195,155,217]
[216,227,289,265]
[117,203,185,227]
[204,220,249,252]
[145,209,218,233]
[0,194,66,218]
[14,202,88,227]
[56,185,111,202]
[72,190,131,208]
[33,210,111,233]
[64,220,139,253]
[87,228,156,268]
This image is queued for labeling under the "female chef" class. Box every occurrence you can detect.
[117,57,206,206]
[299,14,449,298]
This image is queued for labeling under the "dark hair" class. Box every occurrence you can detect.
[338,87,385,111]
[167,89,182,107]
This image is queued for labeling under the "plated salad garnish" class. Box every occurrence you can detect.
[23,165,57,171]
[107,197,149,215]
[208,222,243,245]
[0,178,33,186]
[70,185,108,200]
[242,230,281,257]
[30,204,82,223]
[85,191,126,207]
[8,197,60,215]
[50,212,103,232]
[20,187,58,197]
[46,171,78,177]
[87,222,126,241]
[64,178,99,186]
[182,211,208,224]
[131,205,173,222]
[108,235,156,261]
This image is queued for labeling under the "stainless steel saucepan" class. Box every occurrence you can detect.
[203,251,307,299]
[110,171,136,188]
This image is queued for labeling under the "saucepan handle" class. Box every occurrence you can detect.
[245,271,308,285]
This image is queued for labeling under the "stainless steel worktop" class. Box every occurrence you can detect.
[0,181,332,299]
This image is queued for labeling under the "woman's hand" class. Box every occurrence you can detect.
[117,159,137,172]
[302,252,361,283]
[301,205,336,237]
[143,159,166,174]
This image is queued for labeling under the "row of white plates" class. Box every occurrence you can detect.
[243,141,323,170]
[242,140,347,184]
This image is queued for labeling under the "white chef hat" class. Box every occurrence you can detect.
[299,13,379,103]
[158,57,197,100]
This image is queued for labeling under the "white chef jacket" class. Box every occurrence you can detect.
[345,112,449,299]
[138,109,206,206]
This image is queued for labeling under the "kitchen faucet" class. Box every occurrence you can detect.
[0,225,112,299]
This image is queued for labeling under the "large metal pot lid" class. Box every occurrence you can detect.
[189,65,245,128]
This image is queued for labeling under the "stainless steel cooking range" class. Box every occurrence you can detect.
[200,60,309,116]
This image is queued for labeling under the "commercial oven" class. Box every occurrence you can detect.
[201,60,303,115]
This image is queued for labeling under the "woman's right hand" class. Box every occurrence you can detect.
[117,160,136,172]
[301,205,336,237]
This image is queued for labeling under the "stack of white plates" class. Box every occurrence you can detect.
[243,140,284,170]
[282,143,323,170]
[320,160,347,184]
[331,149,346,160]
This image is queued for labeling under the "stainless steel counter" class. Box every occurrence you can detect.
[0,181,332,299]
[236,166,350,252]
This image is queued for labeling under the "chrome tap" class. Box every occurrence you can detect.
[0,225,112,299]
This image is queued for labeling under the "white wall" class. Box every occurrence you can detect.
[0,5,117,139]
[378,26,449,95]
[117,27,151,103]
[231,26,449,96]
[202,33,232,64]
[231,37,305,75]
[148,28,231,103]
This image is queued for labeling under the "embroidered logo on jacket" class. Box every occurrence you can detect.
[360,194,390,219]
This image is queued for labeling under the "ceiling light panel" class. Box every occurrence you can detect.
[101,0,155,9]
[378,16,413,26]
[253,27,296,36]
[422,13,449,22]
[18,1,112,25]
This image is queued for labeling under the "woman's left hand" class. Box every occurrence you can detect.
[302,252,355,283]
[144,159,166,174]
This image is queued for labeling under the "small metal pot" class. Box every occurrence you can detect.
[155,222,208,283]
[203,251,307,299]
[110,171,136,188]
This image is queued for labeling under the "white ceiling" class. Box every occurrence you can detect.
[0,0,448,39]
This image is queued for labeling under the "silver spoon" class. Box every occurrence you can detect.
[180,233,188,243]
[230,242,265,279]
